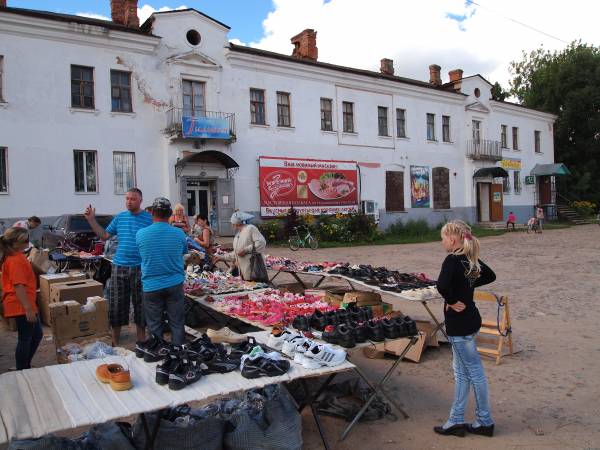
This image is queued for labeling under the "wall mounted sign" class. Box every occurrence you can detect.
[410,166,430,208]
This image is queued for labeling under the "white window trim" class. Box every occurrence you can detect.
[74,150,99,194]
[113,151,137,195]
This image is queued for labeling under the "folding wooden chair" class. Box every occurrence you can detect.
[474,291,513,365]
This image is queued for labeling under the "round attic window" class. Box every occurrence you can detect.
[474,87,481,98]
[186,29,201,46]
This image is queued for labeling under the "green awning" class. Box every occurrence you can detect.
[530,163,571,176]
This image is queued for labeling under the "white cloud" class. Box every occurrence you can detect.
[76,12,111,21]
[248,0,599,88]
[137,4,188,24]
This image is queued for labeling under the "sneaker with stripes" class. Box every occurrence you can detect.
[305,343,346,367]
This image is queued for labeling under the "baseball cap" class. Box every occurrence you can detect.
[152,197,172,211]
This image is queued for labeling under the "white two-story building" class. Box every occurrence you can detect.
[0,0,560,235]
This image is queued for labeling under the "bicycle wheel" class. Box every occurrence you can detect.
[288,237,301,251]
[308,235,319,250]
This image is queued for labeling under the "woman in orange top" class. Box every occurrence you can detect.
[1,227,42,370]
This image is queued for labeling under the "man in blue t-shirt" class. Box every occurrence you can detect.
[84,188,153,345]
[136,197,188,345]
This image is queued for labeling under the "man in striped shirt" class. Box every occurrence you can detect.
[84,188,153,345]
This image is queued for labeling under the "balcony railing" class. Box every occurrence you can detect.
[165,108,236,141]
[466,139,502,161]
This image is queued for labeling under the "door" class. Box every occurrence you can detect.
[478,183,490,222]
[216,178,235,236]
[490,183,504,221]
[186,188,209,217]
[539,176,551,204]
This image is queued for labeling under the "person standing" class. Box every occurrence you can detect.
[535,205,544,232]
[84,187,152,345]
[168,203,190,234]
[1,228,42,370]
[136,198,188,345]
[434,220,496,438]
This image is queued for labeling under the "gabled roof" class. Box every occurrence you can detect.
[229,44,466,95]
[140,8,230,31]
[0,6,156,37]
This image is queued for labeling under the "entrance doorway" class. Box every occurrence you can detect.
[538,176,552,205]
[185,179,213,221]
[477,182,504,222]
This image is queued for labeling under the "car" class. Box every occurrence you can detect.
[41,214,113,252]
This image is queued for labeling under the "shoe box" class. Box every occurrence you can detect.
[341,291,382,306]
[414,318,440,347]
[50,279,103,305]
[37,272,88,325]
[363,331,427,363]
[50,296,110,363]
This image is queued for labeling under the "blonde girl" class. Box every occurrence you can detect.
[434,220,496,438]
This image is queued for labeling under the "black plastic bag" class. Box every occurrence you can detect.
[249,244,268,283]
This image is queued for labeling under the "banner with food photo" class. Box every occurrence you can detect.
[259,156,359,217]
[410,165,430,208]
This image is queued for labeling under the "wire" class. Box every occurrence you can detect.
[464,0,569,45]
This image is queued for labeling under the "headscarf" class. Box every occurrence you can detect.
[230,211,254,225]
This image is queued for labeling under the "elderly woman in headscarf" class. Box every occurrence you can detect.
[213,211,267,281]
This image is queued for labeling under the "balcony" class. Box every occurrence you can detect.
[165,108,236,142]
[466,139,502,161]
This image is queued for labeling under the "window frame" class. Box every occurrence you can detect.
[442,115,451,142]
[0,55,4,102]
[426,113,436,141]
[534,130,541,153]
[110,69,133,113]
[502,174,511,194]
[512,126,519,150]
[276,91,291,127]
[472,120,481,142]
[320,98,333,131]
[73,149,98,193]
[182,79,206,117]
[378,106,389,137]
[0,147,8,193]
[112,151,137,195]
[70,65,95,109]
[396,108,406,138]
[513,170,521,194]
[342,101,355,133]
[501,124,508,148]
[250,88,266,125]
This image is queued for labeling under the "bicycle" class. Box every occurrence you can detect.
[526,218,541,234]
[288,225,318,251]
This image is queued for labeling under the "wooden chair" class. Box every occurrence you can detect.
[474,290,513,365]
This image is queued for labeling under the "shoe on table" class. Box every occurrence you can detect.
[96,364,132,391]
[466,423,494,437]
[267,328,294,350]
[207,327,247,344]
[292,314,311,331]
[348,321,368,343]
[336,323,356,348]
[310,310,328,331]
[168,355,202,390]
[366,320,385,342]
[382,318,400,339]
[199,353,240,374]
[240,354,290,379]
[156,346,181,385]
[304,343,346,368]
[433,424,466,437]
[281,334,306,357]
[322,325,339,345]
[136,335,171,363]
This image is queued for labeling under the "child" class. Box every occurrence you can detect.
[535,205,544,232]
[506,211,516,231]
[434,220,496,438]
[1,227,43,370]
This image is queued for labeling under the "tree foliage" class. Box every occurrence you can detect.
[491,82,508,101]
[508,42,600,201]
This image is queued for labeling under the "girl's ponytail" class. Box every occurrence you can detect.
[441,220,481,276]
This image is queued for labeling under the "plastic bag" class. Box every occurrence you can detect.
[82,341,114,360]
[249,247,268,283]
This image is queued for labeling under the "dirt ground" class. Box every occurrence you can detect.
[1,225,600,449]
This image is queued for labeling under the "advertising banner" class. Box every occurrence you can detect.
[259,156,359,216]
[182,116,230,139]
[500,159,522,170]
[410,166,430,208]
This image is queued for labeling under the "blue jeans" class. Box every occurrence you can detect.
[15,315,43,370]
[446,333,494,427]
[143,284,185,345]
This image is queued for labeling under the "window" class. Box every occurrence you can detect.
[0,147,7,193]
[342,101,354,133]
[385,171,404,211]
[110,70,132,112]
[426,113,436,140]
[513,170,521,194]
[512,126,519,150]
[501,125,507,148]
[503,175,511,194]
[472,120,481,142]
[0,55,4,101]
[73,150,97,193]
[320,98,333,131]
[71,65,94,109]
[396,108,406,138]
[113,152,136,194]
[432,167,450,209]
[378,106,389,136]
[250,88,265,125]
[183,80,205,117]
[277,92,291,127]
[534,130,541,153]
[442,115,451,142]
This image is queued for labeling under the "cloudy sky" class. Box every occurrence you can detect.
[9,0,599,89]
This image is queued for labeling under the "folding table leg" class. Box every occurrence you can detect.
[269,270,282,283]
[290,272,309,289]
[422,301,448,339]
[298,374,337,450]
[313,276,327,288]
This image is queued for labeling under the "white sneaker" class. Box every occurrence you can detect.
[292,339,313,364]
[306,343,346,367]
[281,335,305,357]
[302,354,324,369]
[267,329,293,350]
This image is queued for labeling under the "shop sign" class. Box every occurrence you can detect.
[259,156,359,217]
[525,176,535,185]
[182,116,230,139]
[410,166,430,208]
[500,159,522,170]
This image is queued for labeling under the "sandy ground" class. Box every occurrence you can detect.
[1,225,600,449]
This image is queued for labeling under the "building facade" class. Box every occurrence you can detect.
[0,2,557,236]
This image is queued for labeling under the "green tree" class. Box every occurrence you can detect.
[491,82,508,101]
[509,42,600,201]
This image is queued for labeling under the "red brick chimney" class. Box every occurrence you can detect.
[291,29,318,61]
[380,58,394,76]
[429,64,442,86]
[111,0,139,28]
[448,69,463,82]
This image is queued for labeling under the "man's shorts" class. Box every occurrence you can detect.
[108,265,144,328]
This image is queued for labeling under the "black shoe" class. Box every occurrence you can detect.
[362,306,373,321]
[168,354,202,390]
[382,318,400,339]
[292,314,311,331]
[337,323,356,348]
[322,325,339,345]
[348,321,368,343]
[188,338,225,362]
[466,424,494,437]
[138,335,171,362]
[310,310,328,331]
[156,346,181,385]
[241,355,290,379]
[366,320,385,342]
[336,309,351,324]
[433,424,466,437]
[403,316,418,336]
[325,311,339,326]
[199,353,239,374]
[228,337,261,361]
[393,317,409,338]
[135,335,162,359]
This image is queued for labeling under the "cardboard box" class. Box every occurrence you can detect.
[304,289,327,299]
[342,290,382,306]
[50,279,103,305]
[325,288,355,306]
[364,332,427,363]
[415,319,440,347]
[38,272,88,325]
[276,282,305,295]
[28,248,57,274]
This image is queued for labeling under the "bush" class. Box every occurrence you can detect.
[283,207,301,237]
[571,200,597,218]
[258,220,284,242]
[386,218,435,237]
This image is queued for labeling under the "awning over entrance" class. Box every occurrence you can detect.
[473,167,509,178]
[175,150,239,170]
[530,163,571,176]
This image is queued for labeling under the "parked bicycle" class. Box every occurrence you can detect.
[288,225,318,251]
[526,217,541,234]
